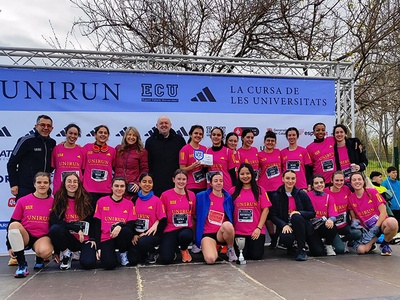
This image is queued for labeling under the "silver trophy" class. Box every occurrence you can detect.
[235,237,246,265]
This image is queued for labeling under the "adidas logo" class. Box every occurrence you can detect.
[191,87,216,102]
[0,126,11,137]
[144,126,189,137]
[25,128,36,136]
[116,127,128,137]
[86,129,96,137]
[56,126,70,137]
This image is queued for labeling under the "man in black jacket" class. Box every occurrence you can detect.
[145,116,186,196]
[7,114,56,201]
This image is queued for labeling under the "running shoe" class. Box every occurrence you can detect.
[295,250,308,261]
[120,251,129,266]
[71,251,81,261]
[145,252,159,264]
[227,247,238,262]
[380,243,392,256]
[220,245,227,254]
[324,245,336,256]
[34,256,44,270]
[191,244,201,254]
[14,262,29,278]
[8,257,18,266]
[181,249,192,262]
[343,241,350,253]
[60,254,72,270]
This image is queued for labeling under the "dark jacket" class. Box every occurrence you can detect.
[145,128,185,196]
[7,130,56,190]
[334,137,368,172]
[269,185,315,231]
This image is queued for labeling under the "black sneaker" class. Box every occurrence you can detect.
[295,250,308,261]
[60,254,72,270]
[145,252,159,264]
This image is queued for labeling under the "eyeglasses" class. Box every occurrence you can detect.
[38,123,53,128]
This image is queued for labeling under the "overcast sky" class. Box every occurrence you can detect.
[0,0,90,49]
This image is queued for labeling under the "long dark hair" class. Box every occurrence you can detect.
[232,163,261,202]
[187,125,204,144]
[52,172,92,220]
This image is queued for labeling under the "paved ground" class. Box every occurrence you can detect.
[1,245,400,300]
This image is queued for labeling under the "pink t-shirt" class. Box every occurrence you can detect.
[288,194,296,214]
[203,192,227,234]
[179,144,207,190]
[82,143,116,193]
[64,198,89,241]
[307,191,338,219]
[238,147,260,176]
[160,189,196,233]
[325,186,350,229]
[206,146,238,191]
[258,149,282,191]
[51,144,83,193]
[337,146,351,180]
[306,137,336,183]
[135,195,166,233]
[281,146,312,189]
[11,193,53,238]
[229,186,271,235]
[94,196,137,242]
[348,188,386,229]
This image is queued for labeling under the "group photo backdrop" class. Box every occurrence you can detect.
[0,67,336,254]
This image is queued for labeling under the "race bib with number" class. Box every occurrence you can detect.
[321,160,334,172]
[208,209,224,226]
[173,214,188,227]
[364,214,379,229]
[238,209,253,222]
[135,219,149,232]
[193,169,206,183]
[286,160,300,171]
[266,166,280,179]
[91,169,108,182]
[335,212,347,227]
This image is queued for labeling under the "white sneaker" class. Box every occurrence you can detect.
[325,244,336,256]
[191,244,201,254]
[343,241,349,253]
[119,251,129,266]
[60,254,72,270]
[227,247,238,262]
[71,251,81,261]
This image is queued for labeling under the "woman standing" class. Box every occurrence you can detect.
[196,173,237,264]
[206,127,238,191]
[258,131,282,192]
[6,172,54,278]
[82,125,116,208]
[237,129,259,180]
[51,123,83,193]
[333,124,368,181]
[307,175,338,256]
[326,171,362,253]
[114,126,148,195]
[225,132,241,164]
[49,172,96,270]
[281,127,312,190]
[159,169,196,264]
[131,173,167,264]
[306,123,336,186]
[179,125,207,194]
[93,177,137,269]
[348,172,398,255]
[230,163,271,260]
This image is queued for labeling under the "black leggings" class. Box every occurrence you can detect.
[234,234,265,260]
[130,234,162,265]
[100,226,135,269]
[159,228,193,264]
[49,224,96,269]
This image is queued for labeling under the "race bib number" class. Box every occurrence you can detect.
[364,214,379,229]
[208,209,224,226]
[321,160,334,172]
[286,160,300,172]
[173,214,188,227]
[91,169,108,182]
[238,209,253,222]
[342,167,352,179]
[193,169,206,183]
[266,166,280,179]
[335,212,347,228]
[135,219,149,233]
[61,170,79,182]
[206,171,223,183]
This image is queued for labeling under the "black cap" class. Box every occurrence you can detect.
[370,171,382,180]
